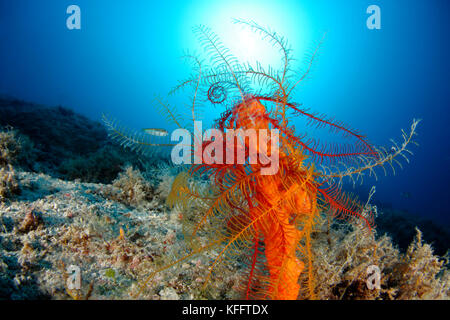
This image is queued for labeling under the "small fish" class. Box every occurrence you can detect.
[143,128,169,137]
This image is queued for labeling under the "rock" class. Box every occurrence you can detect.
[159,287,179,300]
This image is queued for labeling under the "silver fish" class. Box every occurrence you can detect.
[143,128,169,137]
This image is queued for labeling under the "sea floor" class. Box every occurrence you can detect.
[0,169,240,300]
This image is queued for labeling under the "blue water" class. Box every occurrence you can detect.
[0,0,449,224]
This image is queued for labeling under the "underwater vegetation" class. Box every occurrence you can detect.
[101,165,155,208]
[104,21,424,300]
[0,128,23,202]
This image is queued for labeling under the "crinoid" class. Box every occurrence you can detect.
[104,20,420,300]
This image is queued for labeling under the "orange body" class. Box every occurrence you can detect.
[233,97,314,299]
